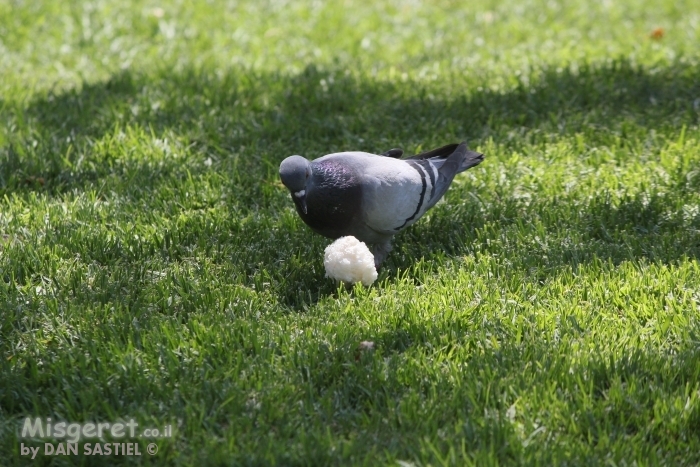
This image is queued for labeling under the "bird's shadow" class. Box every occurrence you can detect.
[2,59,699,309]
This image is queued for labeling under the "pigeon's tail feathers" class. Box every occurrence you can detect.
[406,141,484,173]
[406,143,460,161]
[457,148,485,174]
[418,142,483,212]
[414,142,484,172]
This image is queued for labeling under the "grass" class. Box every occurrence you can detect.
[1,0,700,465]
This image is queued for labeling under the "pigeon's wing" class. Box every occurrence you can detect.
[361,172,426,233]
[355,156,444,234]
[365,142,483,232]
[380,148,403,158]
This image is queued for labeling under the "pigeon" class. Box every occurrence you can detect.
[279,141,484,267]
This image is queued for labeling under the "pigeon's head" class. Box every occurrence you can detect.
[279,155,311,214]
[279,156,310,192]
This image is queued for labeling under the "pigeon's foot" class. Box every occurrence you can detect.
[371,241,393,270]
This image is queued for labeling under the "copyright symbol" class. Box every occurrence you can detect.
[146,443,158,455]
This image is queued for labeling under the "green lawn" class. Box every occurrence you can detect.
[2,0,700,465]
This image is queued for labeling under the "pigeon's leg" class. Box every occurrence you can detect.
[371,241,393,270]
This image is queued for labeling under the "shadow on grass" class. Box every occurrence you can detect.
[394,187,700,275]
[2,58,698,194]
[1,59,699,306]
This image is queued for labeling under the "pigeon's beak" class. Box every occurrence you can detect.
[294,190,307,215]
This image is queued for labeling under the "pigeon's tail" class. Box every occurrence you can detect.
[407,141,484,174]
[456,147,485,174]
